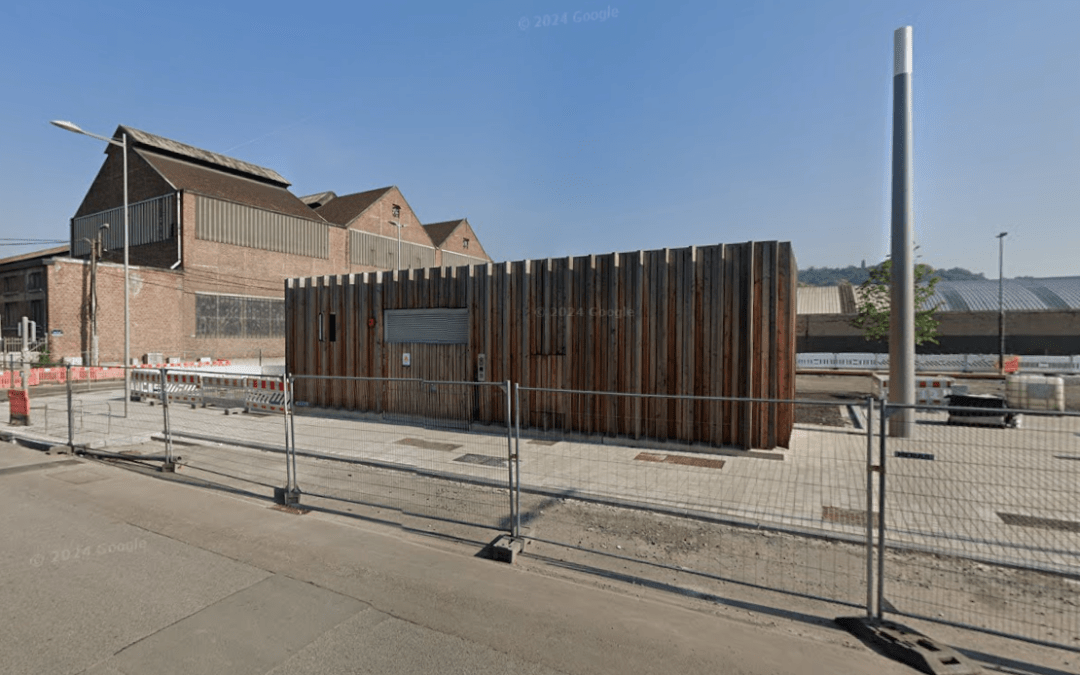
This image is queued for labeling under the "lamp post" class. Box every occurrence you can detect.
[997,231,1007,373]
[389,220,405,271]
[52,120,130,415]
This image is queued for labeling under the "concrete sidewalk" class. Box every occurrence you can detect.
[0,443,925,675]
[8,388,1080,575]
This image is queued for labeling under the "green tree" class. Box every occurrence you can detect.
[850,260,942,345]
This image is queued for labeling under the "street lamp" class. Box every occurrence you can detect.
[389,220,405,271]
[997,232,1008,374]
[52,120,130,415]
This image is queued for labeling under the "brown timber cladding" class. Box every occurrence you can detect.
[286,241,796,450]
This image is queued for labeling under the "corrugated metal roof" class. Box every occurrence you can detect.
[139,150,321,221]
[828,277,1080,314]
[0,245,68,266]
[797,286,843,314]
[119,126,290,187]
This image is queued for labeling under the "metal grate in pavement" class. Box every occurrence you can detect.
[822,506,877,527]
[997,512,1080,533]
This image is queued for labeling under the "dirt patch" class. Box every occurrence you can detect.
[795,403,849,427]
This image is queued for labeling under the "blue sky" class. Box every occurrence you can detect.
[1,0,1076,278]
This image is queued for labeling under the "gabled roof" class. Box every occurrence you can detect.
[118,125,289,187]
[299,191,337,208]
[314,187,394,226]
[423,219,465,247]
[0,245,68,267]
[138,149,323,221]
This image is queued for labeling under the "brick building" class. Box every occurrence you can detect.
[2,125,492,363]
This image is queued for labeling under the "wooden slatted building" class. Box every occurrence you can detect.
[286,241,797,450]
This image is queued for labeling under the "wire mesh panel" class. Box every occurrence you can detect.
[879,403,1080,650]
[290,376,513,532]
[515,387,874,612]
[159,369,291,489]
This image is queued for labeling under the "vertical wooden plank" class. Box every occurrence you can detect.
[565,252,574,432]
[694,246,707,444]
[605,253,617,435]
[631,251,643,440]
[742,242,757,449]
[711,245,725,446]
[682,247,695,442]
[374,271,386,413]
[759,243,774,448]
[724,244,738,446]
[646,249,658,439]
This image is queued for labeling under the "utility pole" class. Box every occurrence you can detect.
[88,223,109,367]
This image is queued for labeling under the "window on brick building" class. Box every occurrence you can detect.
[2,276,17,293]
[30,300,44,328]
[2,303,17,327]
[462,238,469,249]
[392,204,401,218]
[196,293,285,339]
[27,271,43,291]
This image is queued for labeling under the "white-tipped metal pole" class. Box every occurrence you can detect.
[889,26,916,437]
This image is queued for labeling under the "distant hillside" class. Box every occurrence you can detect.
[798,264,986,286]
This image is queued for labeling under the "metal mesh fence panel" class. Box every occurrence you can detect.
[514,387,874,612]
[157,369,291,489]
[290,376,513,532]
[879,402,1080,650]
[13,364,163,450]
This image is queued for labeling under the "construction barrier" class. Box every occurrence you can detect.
[246,378,287,414]
[873,375,955,406]
[129,371,287,414]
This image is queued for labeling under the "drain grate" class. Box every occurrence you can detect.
[823,506,877,527]
[453,453,506,468]
[395,438,462,452]
[634,452,725,470]
[998,512,1080,533]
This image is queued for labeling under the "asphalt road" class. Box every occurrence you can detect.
[0,443,923,675]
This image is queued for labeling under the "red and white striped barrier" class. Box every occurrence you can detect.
[246,377,287,414]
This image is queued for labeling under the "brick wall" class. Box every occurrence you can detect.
[98,238,181,270]
[436,219,491,263]
[46,258,184,364]
[74,147,173,218]
[346,187,433,246]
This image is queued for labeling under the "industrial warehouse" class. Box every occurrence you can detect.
[0,125,491,364]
